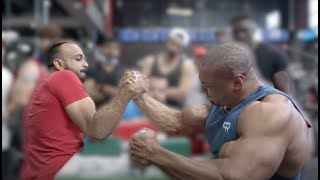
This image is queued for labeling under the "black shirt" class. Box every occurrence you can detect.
[254,43,289,82]
[86,62,126,106]
[87,62,125,86]
[150,54,184,108]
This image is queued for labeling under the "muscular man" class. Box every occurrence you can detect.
[21,41,147,180]
[129,43,313,180]
[230,15,292,94]
[139,28,196,108]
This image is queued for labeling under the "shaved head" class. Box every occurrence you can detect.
[199,42,261,108]
[201,43,255,78]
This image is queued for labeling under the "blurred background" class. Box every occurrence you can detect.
[2,0,318,180]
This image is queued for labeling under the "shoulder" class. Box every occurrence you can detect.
[182,58,196,71]
[49,70,81,84]
[142,55,156,65]
[238,94,292,136]
[19,58,39,74]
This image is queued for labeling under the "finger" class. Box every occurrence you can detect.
[130,150,144,158]
[130,143,142,151]
[131,155,139,162]
[120,77,137,88]
[125,77,137,83]
[129,139,144,149]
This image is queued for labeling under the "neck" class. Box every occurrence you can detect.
[225,80,263,111]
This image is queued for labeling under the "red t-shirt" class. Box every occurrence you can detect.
[21,70,88,180]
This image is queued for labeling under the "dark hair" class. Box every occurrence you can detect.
[230,15,252,25]
[46,41,71,68]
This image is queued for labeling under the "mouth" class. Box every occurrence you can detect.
[80,69,87,74]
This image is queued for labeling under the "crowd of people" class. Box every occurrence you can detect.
[2,14,318,179]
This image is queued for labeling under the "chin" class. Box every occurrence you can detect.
[79,74,86,82]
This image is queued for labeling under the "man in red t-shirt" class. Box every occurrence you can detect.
[20,41,148,180]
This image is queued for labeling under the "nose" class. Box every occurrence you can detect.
[83,60,88,68]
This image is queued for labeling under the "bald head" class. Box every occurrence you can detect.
[201,43,255,78]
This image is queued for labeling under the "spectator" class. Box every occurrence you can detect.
[215,28,228,44]
[139,27,196,109]
[84,36,126,108]
[7,24,62,115]
[122,75,169,121]
[230,15,292,94]
[2,41,17,180]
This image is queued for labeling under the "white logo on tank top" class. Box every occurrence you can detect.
[223,122,231,132]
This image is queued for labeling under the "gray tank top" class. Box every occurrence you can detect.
[205,85,311,180]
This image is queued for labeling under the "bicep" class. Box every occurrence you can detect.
[65,97,96,133]
[180,104,210,135]
[217,136,287,180]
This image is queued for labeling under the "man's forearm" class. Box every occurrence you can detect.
[151,147,223,180]
[134,93,182,133]
[90,92,131,139]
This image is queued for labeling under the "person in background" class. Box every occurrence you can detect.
[2,41,15,180]
[139,27,196,109]
[84,36,126,108]
[185,45,208,105]
[7,24,62,115]
[215,28,228,44]
[230,15,292,95]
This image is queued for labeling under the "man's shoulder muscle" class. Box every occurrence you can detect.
[238,97,292,136]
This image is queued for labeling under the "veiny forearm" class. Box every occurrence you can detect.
[90,92,131,140]
[152,147,224,180]
[134,93,182,133]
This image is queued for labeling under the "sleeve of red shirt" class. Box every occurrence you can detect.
[48,70,88,107]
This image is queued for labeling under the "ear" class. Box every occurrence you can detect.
[53,59,65,70]
[233,74,244,91]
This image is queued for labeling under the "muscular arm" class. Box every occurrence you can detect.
[65,71,146,140]
[134,93,209,135]
[65,91,131,140]
[146,102,289,180]
[166,59,196,103]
